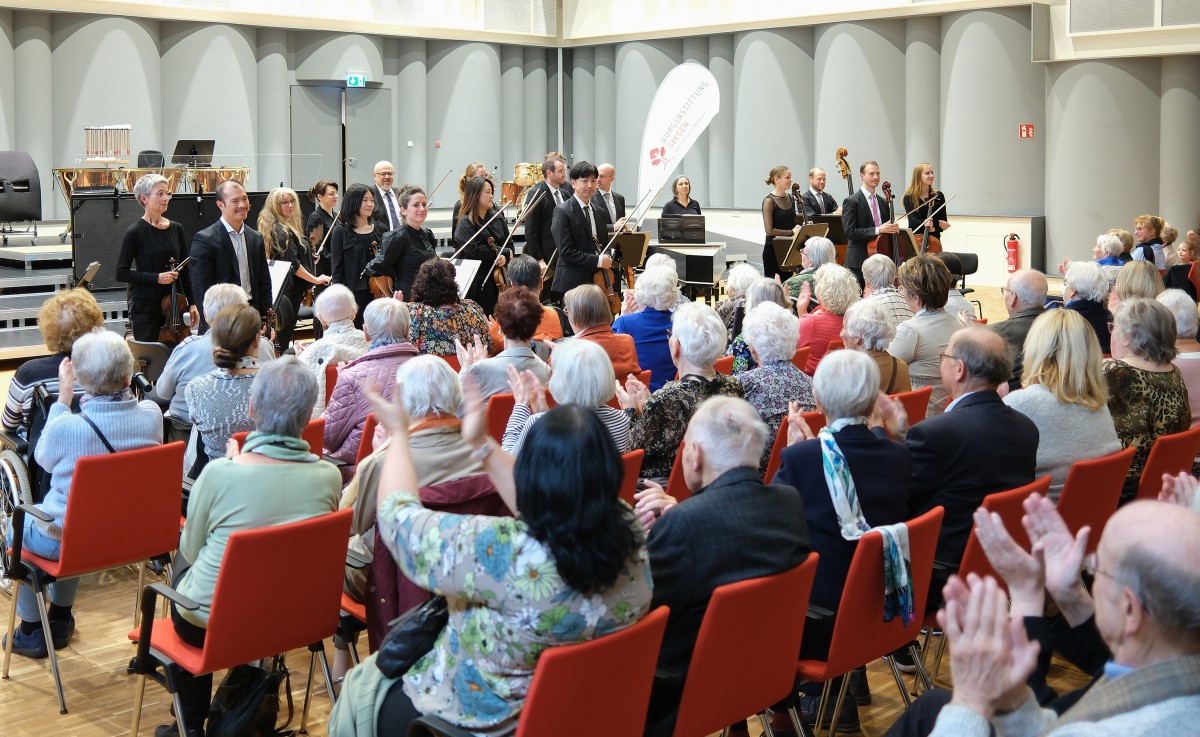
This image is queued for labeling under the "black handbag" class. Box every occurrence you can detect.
[207,655,294,737]
[375,595,449,679]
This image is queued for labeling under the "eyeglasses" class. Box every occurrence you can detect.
[999,287,1011,296]
[1082,552,1112,580]
[938,352,963,363]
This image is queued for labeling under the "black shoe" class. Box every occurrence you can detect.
[847,666,872,706]
[891,640,920,674]
[49,615,75,650]
[798,693,860,734]
[154,722,204,737]
[3,624,48,659]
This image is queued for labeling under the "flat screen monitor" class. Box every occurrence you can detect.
[171,139,216,167]
[657,215,706,244]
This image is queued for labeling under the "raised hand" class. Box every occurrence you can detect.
[1159,471,1199,511]
[972,507,1044,617]
[869,392,908,438]
[786,400,816,445]
[1021,493,1093,625]
[57,358,75,406]
[459,376,488,447]
[363,378,410,439]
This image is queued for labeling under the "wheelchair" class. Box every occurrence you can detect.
[0,384,65,585]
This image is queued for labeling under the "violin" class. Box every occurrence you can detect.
[593,257,621,317]
[158,257,191,347]
[488,236,508,293]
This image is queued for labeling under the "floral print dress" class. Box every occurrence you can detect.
[628,373,744,479]
[377,493,653,733]
[407,301,490,356]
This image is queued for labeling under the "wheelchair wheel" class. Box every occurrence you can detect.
[0,447,32,581]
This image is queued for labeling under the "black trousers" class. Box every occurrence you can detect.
[131,308,166,343]
[377,678,423,737]
[168,560,213,730]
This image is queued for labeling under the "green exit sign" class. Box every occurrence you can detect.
[346,74,368,88]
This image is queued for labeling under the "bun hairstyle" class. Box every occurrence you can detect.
[764,165,790,185]
[210,303,262,369]
[308,180,337,202]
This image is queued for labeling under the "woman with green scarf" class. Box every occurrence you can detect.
[162,356,342,737]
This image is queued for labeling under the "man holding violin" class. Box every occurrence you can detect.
[549,161,628,301]
[841,160,899,288]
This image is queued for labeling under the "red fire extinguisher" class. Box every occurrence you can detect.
[1004,233,1020,273]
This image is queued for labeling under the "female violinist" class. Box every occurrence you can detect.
[305,180,338,280]
[761,165,801,279]
[367,186,438,298]
[902,162,949,253]
[259,187,332,348]
[451,160,488,225]
[453,175,511,315]
[331,184,386,327]
[116,173,197,342]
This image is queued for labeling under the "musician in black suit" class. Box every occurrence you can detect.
[190,180,272,326]
[800,167,839,218]
[596,162,627,227]
[841,160,899,287]
[369,160,401,231]
[549,161,621,295]
[520,156,568,272]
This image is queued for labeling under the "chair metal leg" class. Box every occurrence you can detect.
[910,643,933,694]
[827,676,852,737]
[317,643,336,703]
[171,692,190,737]
[300,650,318,734]
[2,579,17,678]
[929,631,948,684]
[788,706,808,737]
[134,563,147,628]
[759,712,774,737]
[130,673,147,736]
[884,656,913,707]
[722,726,733,737]
[813,680,833,737]
[35,588,68,713]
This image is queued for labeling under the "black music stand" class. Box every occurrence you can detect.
[170,140,216,167]
[812,214,846,245]
[614,231,650,270]
[772,223,830,271]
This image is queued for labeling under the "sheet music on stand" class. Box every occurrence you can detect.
[445,257,482,300]
[267,260,293,308]
[774,223,830,271]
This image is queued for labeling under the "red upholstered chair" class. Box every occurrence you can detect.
[437,353,461,372]
[826,339,844,354]
[128,509,352,737]
[671,556,820,737]
[324,362,338,407]
[355,413,379,466]
[714,356,736,375]
[3,442,185,714]
[233,417,325,454]
[791,507,944,735]
[486,393,518,444]
[1135,424,1200,501]
[338,592,368,666]
[890,385,933,425]
[1058,447,1135,554]
[608,369,652,409]
[620,450,645,506]
[763,411,825,484]
[791,346,811,373]
[664,441,692,504]
[408,606,671,737]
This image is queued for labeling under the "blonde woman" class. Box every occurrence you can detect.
[797,263,861,373]
[451,160,488,225]
[902,162,950,243]
[259,187,331,347]
[1002,309,1121,500]
[1131,214,1166,268]
[1108,259,1164,315]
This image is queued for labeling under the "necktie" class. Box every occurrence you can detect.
[868,192,881,227]
[605,191,617,221]
[383,190,400,229]
[553,188,563,206]
[231,229,252,298]
[584,203,597,243]
[814,192,824,215]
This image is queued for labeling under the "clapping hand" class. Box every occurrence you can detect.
[633,480,676,535]
[1021,493,1093,625]
[972,507,1044,617]
[459,377,488,448]
[363,379,411,440]
[1159,471,1200,511]
[1058,256,1070,276]
[869,392,908,438]
[786,400,817,445]
[506,365,548,413]
[56,358,75,407]
[614,374,650,413]
[622,290,639,316]
[454,334,488,370]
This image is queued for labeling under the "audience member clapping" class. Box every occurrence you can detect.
[797,263,861,373]
[737,301,815,468]
[1062,260,1112,354]
[716,262,762,335]
[458,286,551,400]
[296,284,368,416]
[403,258,488,356]
[562,283,641,378]
[613,266,682,392]
[784,235,836,301]
[861,253,914,329]
[726,277,791,372]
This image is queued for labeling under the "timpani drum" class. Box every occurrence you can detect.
[513,162,538,188]
[500,181,520,206]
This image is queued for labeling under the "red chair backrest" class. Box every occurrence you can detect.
[1136,424,1200,500]
[324,363,338,407]
[199,509,352,675]
[819,507,944,678]
[58,442,185,575]
[714,356,736,375]
[890,385,933,425]
[437,353,461,372]
[763,419,789,484]
[802,411,826,434]
[234,418,325,455]
[355,413,378,466]
[826,339,844,353]
[620,450,645,506]
[608,370,653,409]
[791,347,811,373]
[1189,261,1200,299]
[664,441,692,503]
[1058,447,1135,554]
[672,556,820,737]
[486,393,517,444]
[516,606,670,737]
[957,476,1051,593]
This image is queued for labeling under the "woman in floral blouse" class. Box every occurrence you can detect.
[726,277,792,373]
[330,382,653,737]
[404,258,489,357]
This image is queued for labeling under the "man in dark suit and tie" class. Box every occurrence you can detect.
[190,180,272,326]
[841,160,899,287]
[550,160,623,295]
[597,162,627,227]
[521,156,567,271]
[800,166,839,218]
[369,160,401,231]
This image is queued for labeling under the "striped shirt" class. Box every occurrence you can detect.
[1,352,83,434]
[502,403,631,459]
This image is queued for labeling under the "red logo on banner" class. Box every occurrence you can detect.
[1019,124,1035,139]
[649,147,670,167]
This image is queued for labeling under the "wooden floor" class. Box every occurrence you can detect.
[3,283,1087,737]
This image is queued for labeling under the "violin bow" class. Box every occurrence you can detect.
[598,185,659,258]
[479,189,546,288]
[313,210,340,261]
[425,169,455,206]
[450,202,511,261]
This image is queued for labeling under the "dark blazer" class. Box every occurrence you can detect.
[908,390,1039,565]
[841,189,888,269]
[645,466,810,737]
[549,195,612,294]
[369,185,400,231]
[367,224,438,298]
[521,180,567,263]
[800,189,838,218]
[190,218,272,316]
[991,307,1046,389]
[1065,298,1112,354]
[597,188,626,228]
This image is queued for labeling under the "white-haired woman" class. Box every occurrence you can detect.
[616,303,743,479]
[613,267,683,392]
[861,253,913,329]
[784,236,836,302]
[623,254,690,315]
[1158,289,1200,427]
[503,338,631,458]
[1062,260,1112,354]
[738,302,816,469]
[726,278,791,373]
[797,263,861,373]
[7,331,163,659]
[116,173,197,342]
[842,299,911,393]
[296,284,369,417]
[716,262,761,335]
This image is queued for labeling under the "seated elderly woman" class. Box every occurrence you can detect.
[1108,259,1165,316]
[784,236,837,302]
[613,266,683,392]
[737,301,816,469]
[186,304,263,479]
[502,338,631,458]
[774,349,910,727]
[861,253,913,329]
[888,253,964,416]
[563,284,641,379]
[3,330,163,659]
[617,303,744,480]
[296,284,368,416]
[1158,289,1200,426]
[1105,298,1190,501]
[620,255,690,317]
[2,288,102,435]
[842,298,912,393]
[404,258,489,356]
[329,386,652,737]
[459,287,552,400]
[165,357,340,736]
[1062,260,1113,354]
[1003,309,1121,501]
[716,262,762,335]
[797,263,861,373]
[726,277,791,373]
[324,298,418,479]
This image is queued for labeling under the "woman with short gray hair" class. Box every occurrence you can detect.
[1063,260,1113,354]
[117,172,197,341]
[613,267,682,391]
[726,277,791,372]
[1105,297,1190,501]
[716,263,761,334]
[784,236,837,300]
[297,284,369,416]
[1159,289,1200,427]
[842,299,911,393]
[797,263,861,373]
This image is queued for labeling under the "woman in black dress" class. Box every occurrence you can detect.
[661,175,702,217]
[451,161,488,226]
[305,180,338,278]
[902,162,950,254]
[259,187,332,348]
[368,186,437,299]
[116,173,197,342]
[331,184,385,327]
[762,165,802,280]
[453,176,511,315]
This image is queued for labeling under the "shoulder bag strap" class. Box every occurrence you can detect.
[885,356,898,394]
[78,412,117,454]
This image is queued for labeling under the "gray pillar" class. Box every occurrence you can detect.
[680,36,710,207]
[396,38,427,189]
[1160,56,1200,233]
[500,44,525,178]
[905,17,940,173]
[523,47,549,157]
[707,34,735,210]
[15,12,52,216]
[571,46,595,163]
[593,45,616,166]
[256,28,289,191]
[0,10,14,151]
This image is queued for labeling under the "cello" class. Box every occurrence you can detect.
[158,257,191,347]
[870,181,897,260]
